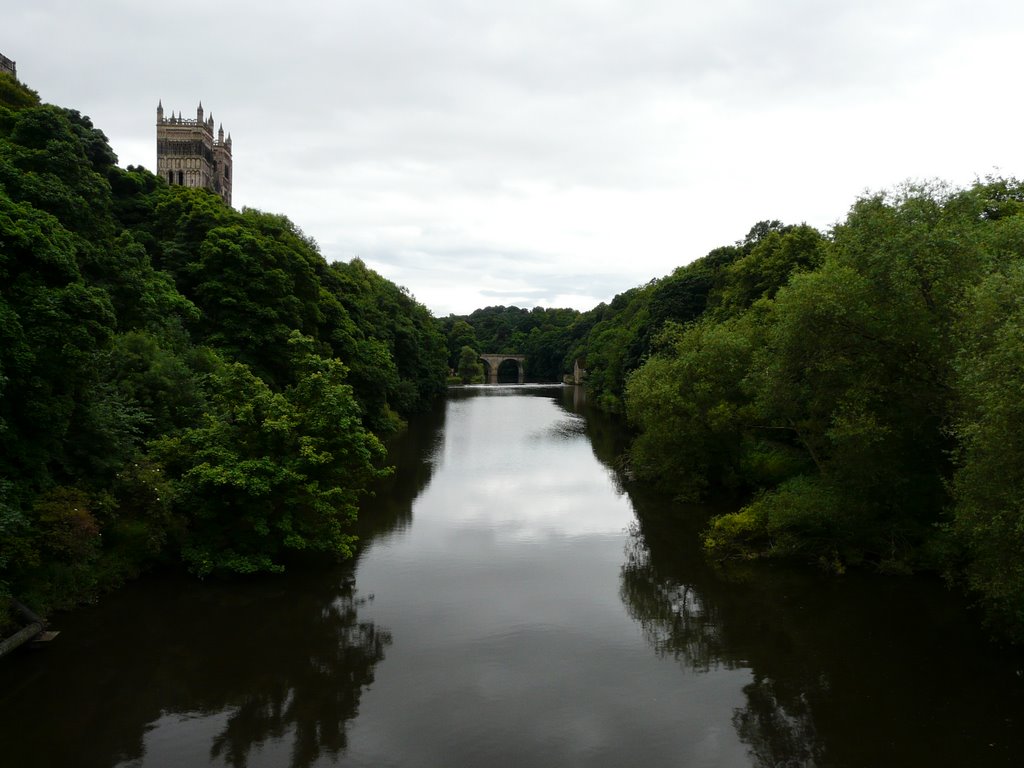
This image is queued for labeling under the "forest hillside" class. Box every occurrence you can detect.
[0,74,448,628]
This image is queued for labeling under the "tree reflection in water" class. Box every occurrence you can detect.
[616,478,1024,768]
[207,582,391,768]
[619,514,824,768]
[0,570,392,768]
[620,521,730,673]
[734,675,822,768]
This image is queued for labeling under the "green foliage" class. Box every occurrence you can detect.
[103,331,209,438]
[85,231,199,332]
[0,481,31,626]
[621,181,1024,639]
[446,319,477,368]
[0,189,118,495]
[626,315,759,499]
[646,266,714,328]
[569,226,776,408]
[97,456,181,581]
[181,215,323,385]
[457,345,484,384]
[327,258,448,426]
[714,224,826,313]
[949,256,1024,639]
[441,305,582,382]
[0,87,448,616]
[569,286,654,410]
[704,476,849,571]
[0,73,40,110]
[0,103,116,242]
[61,109,118,172]
[742,185,991,565]
[152,340,388,576]
[18,487,104,608]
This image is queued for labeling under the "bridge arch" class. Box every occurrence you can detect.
[479,354,526,384]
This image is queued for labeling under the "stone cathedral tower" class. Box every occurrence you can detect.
[156,101,232,206]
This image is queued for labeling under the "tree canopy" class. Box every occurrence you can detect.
[618,182,1024,640]
[0,78,447,628]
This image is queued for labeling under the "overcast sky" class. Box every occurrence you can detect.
[6,1,1023,315]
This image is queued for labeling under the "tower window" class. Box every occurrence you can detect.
[178,171,184,185]
[168,170,173,184]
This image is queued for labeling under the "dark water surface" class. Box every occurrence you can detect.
[2,385,1023,767]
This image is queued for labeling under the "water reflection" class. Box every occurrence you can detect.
[620,521,730,673]
[734,674,821,768]
[5,388,1024,768]
[337,386,755,766]
[556,388,1024,767]
[618,508,819,767]
[0,571,391,768]
[200,579,391,768]
[617,480,1024,767]
[354,398,447,543]
[0,403,449,768]
[410,388,633,543]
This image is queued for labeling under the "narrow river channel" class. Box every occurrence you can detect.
[2,385,1023,767]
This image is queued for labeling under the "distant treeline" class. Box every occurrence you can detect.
[0,75,448,628]
[445,186,1024,641]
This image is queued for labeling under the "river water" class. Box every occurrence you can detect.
[2,385,1023,767]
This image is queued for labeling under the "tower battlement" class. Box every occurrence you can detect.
[156,102,232,206]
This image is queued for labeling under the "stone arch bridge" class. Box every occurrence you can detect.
[479,354,526,384]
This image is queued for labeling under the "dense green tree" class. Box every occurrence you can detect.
[950,253,1024,638]
[326,258,447,426]
[646,267,714,328]
[102,331,211,439]
[185,220,322,385]
[0,193,117,495]
[702,187,991,569]
[566,286,654,410]
[626,314,762,499]
[446,319,477,369]
[84,231,199,332]
[0,73,40,111]
[0,104,116,243]
[152,337,388,576]
[457,345,484,384]
[713,224,826,313]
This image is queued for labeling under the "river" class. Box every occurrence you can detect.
[1,385,1023,767]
